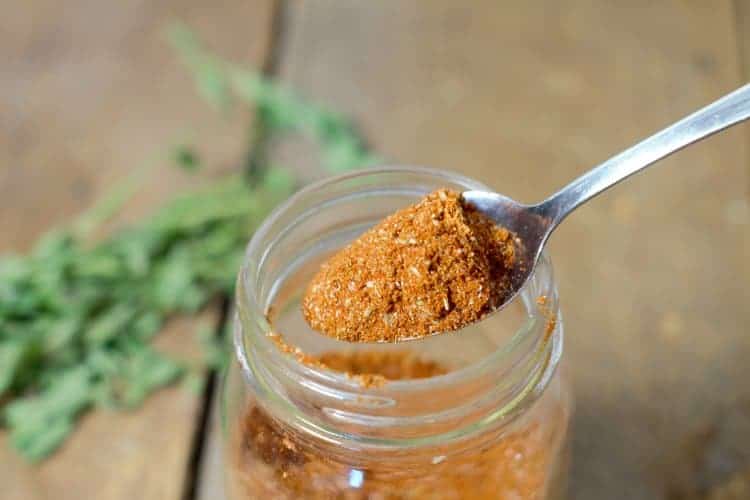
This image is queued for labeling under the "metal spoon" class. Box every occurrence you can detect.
[464,82,750,315]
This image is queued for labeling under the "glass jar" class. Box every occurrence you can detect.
[222,167,572,499]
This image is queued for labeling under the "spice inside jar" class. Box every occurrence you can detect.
[234,350,568,499]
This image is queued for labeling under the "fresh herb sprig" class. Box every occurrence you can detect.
[0,24,375,461]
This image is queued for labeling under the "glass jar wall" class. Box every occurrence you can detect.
[222,167,572,499]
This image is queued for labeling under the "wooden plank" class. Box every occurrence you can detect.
[0,1,275,499]
[197,1,748,499]
[736,0,750,79]
[196,391,226,500]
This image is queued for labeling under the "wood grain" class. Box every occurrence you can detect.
[0,1,275,499]
[202,1,746,499]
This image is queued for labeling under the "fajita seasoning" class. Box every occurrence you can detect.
[233,350,569,500]
[302,189,520,342]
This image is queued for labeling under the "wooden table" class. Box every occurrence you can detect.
[2,2,749,499]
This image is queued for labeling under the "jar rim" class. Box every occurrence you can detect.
[234,165,562,449]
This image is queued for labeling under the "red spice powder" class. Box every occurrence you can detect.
[302,189,519,342]
[267,331,446,388]
[234,350,567,499]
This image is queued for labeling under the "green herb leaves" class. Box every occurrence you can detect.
[168,23,380,173]
[0,24,374,461]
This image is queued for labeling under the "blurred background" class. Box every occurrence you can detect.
[1,1,749,499]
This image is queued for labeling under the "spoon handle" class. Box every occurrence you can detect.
[537,83,750,227]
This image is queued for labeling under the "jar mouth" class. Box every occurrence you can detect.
[239,273,547,394]
[235,166,562,450]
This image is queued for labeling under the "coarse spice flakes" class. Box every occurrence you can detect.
[302,188,520,342]
[536,295,558,343]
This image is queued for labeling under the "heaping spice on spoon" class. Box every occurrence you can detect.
[302,188,520,342]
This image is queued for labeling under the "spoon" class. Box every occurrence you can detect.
[464,82,750,315]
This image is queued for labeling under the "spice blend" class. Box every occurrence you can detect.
[234,350,568,499]
[267,332,445,388]
[302,189,519,342]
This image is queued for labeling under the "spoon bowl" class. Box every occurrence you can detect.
[461,190,553,313]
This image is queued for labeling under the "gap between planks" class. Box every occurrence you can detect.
[185,1,292,499]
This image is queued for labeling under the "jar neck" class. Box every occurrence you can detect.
[234,166,563,452]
